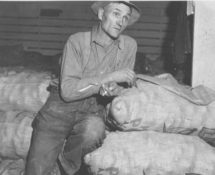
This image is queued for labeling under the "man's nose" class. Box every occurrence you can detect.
[116,18,123,27]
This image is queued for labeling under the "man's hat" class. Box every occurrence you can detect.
[91,1,141,26]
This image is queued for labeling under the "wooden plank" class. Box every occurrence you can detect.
[0,40,61,56]
[138,46,162,54]
[0,25,40,33]
[136,8,166,17]
[0,17,40,26]
[0,33,42,41]
[27,48,61,56]
[138,46,171,54]
[138,16,176,24]
[0,40,23,46]
[0,2,40,17]
[0,32,70,42]
[135,1,171,8]
[130,22,175,31]
[0,39,63,56]
[124,30,174,39]
[25,41,64,50]
[0,17,97,27]
[35,1,92,7]
[38,18,97,27]
[38,27,90,35]
[0,39,64,49]
[136,38,172,47]
[0,25,91,34]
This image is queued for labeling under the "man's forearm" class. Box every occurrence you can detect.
[60,76,102,102]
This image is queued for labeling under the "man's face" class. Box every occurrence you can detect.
[99,3,131,39]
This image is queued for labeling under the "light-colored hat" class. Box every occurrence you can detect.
[91,1,141,26]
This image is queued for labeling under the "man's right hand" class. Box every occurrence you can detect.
[101,68,136,85]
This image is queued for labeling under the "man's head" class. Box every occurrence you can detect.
[91,1,140,39]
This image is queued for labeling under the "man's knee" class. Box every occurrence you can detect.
[69,115,106,155]
[83,116,106,141]
[82,116,106,154]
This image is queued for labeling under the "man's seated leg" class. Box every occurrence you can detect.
[59,115,106,175]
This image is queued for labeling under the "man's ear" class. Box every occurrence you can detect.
[98,8,104,21]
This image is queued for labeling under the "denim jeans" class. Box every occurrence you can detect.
[25,86,106,175]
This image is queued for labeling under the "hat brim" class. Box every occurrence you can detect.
[91,1,141,26]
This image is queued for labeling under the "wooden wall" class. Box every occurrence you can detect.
[0,1,177,56]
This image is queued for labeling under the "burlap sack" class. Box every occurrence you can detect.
[0,111,34,159]
[0,67,51,112]
[85,131,215,175]
[109,74,215,133]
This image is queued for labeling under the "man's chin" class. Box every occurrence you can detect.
[109,33,120,39]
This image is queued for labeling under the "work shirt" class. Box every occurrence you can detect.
[58,25,137,112]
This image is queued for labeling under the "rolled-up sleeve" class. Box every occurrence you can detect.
[60,35,101,102]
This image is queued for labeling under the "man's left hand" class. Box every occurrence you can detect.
[100,82,124,97]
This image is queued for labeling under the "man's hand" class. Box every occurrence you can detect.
[100,82,124,97]
[101,68,136,85]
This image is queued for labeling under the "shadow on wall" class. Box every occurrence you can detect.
[0,44,61,76]
[134,52,166,76]
[164,1,193,85]
[134,2,183,81]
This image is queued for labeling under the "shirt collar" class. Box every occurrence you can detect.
[91,25,124,50]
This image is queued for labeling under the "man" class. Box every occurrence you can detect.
[25,1,140,175]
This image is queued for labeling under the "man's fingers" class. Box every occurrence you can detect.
[110,69,135,84]
[125,70,136,82]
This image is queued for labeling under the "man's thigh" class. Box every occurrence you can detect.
[25,105,75,175]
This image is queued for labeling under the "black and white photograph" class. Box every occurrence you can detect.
[0,1,215,175]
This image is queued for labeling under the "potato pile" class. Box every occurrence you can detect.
[0,111,34,159]
[0,67,52,159]
[0,67,52,112]
[85,74,215,175]
[85,131,215,175]
[0,67,54,175]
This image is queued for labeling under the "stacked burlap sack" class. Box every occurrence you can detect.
[0,67,51,112]
[84,74,215,175]
[85,131,215,175]
[1,68,215,175]
[0,67,52,175]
